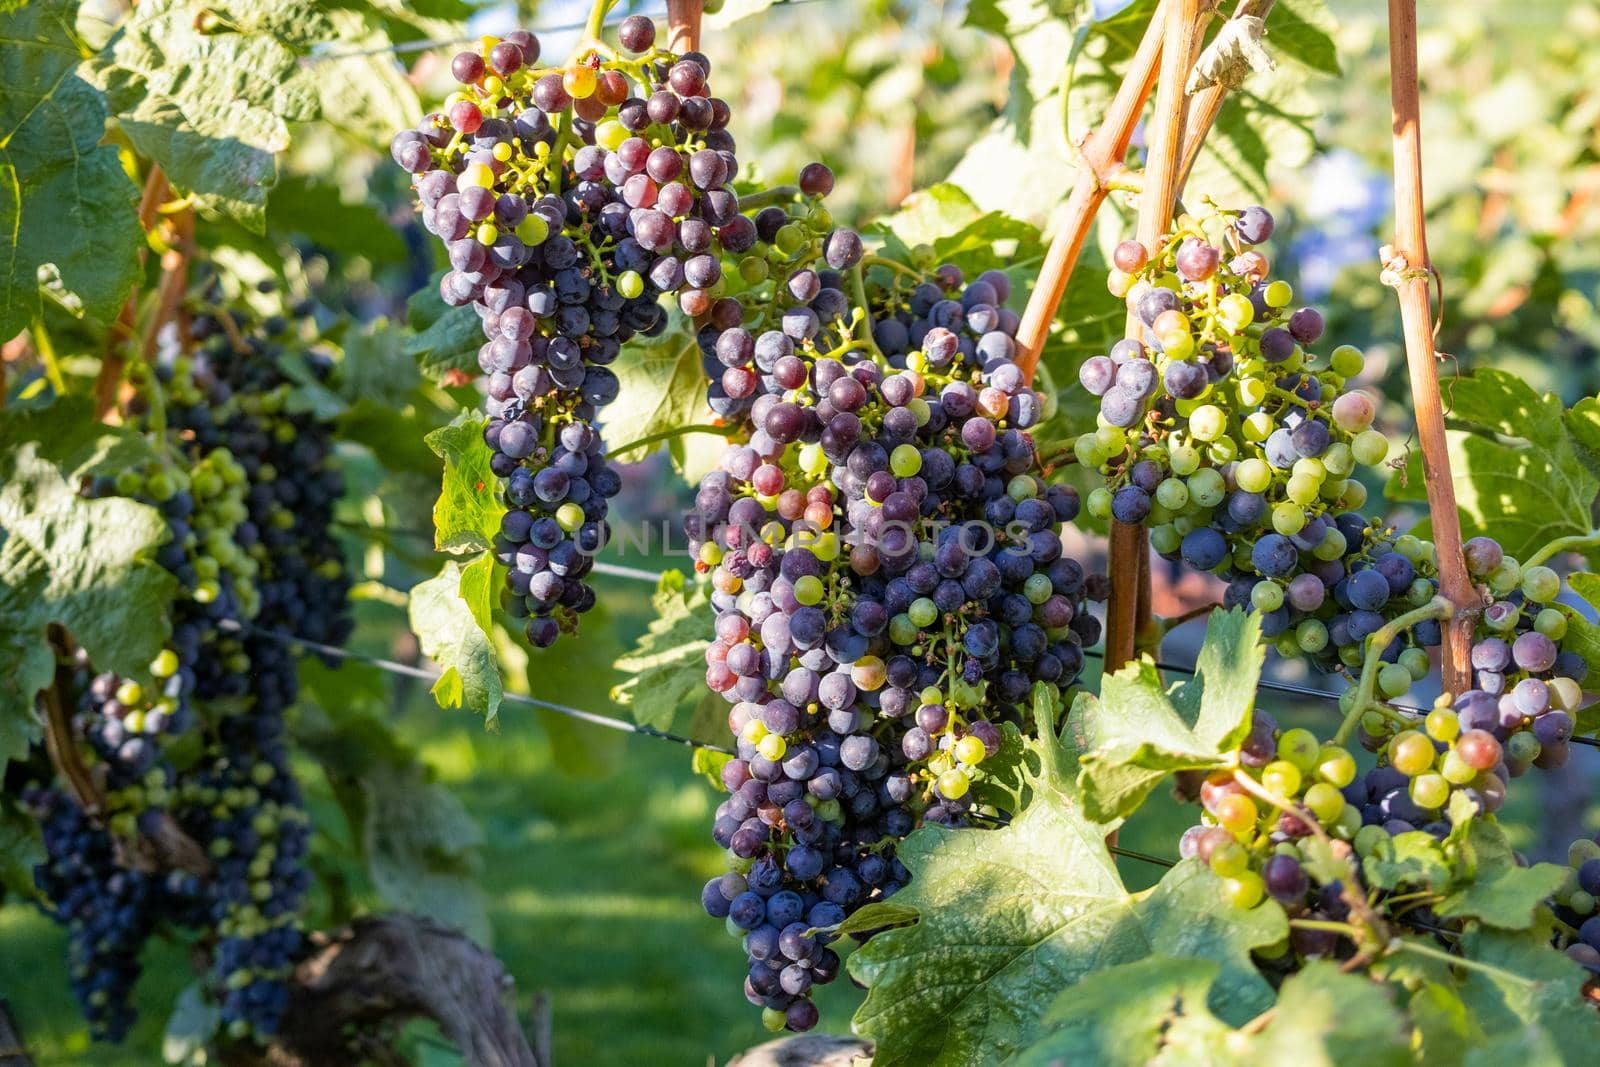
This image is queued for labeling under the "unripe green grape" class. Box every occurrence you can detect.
[618,270,645,298]
[1222,871,1265,909]
[908,598,938,627]
[1241,411,1275,442]
[774,222,807,254]
[1231,541,1254,571]
[1322,442,1354,477]
[1274,633,1302,658]
[1341,480,1368,509]
[1169,441,1201,475]
[1286,473,1320,506]
[1292,457,1325,481]
[1264,280,1293,307]
[1155,478,1189,510]
[1024,573,1053,604]
[1410,773,1450,811]
[1261,760,1302,797]
[1389,730,1436,777]
[1188,404,1225,441]
[1207,438,1239,465]
[889,614,917,644]
[596,119,630,150]
[1236,458,1272,493]
[1163,332,1196,360]
[1406,577,1434,606]
[794,575,825,606]
[1237,376,1268,406]
[1330,344,1364,377]
[1271,501,1306,536]
[1393,534,1422,561]
[1572,891,1598,917]
[1075,434,1105,467]
[1353,824,1389,857]
[1536,608,1567,640]
[1521,565,1561,604]
[761,1008,787,1032]
[1218,293,1255,329]
[1210,839,1250,877]
[1252,580,1284,612]
[1352,429,1389,466]
[1296,618,1329,652]
[1315,744,1357,788]
[1319,477,1348,503]
[1188,468,1226,507]
[1304,782,1345,823]
[1172,515,1196,536]
[1313,527,1347,561]
[1148,501,1175,525]
[1278,728,1320,771]
[1150,524,1182,554]
[1488,558,1522,597]
[1378,662,1413,698]
[1400,647,1431,681]
[1550,676,1582,712]
[1333,803,1363,839]
[1570,840,1600,868]
[1088,486,1113,518]
[888,443,922,478]
[738,257,768,284]
[1505,730,1541,765]
[1095,425,1125,453]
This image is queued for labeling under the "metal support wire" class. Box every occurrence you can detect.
[219,619,733,755]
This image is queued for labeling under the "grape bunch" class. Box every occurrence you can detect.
[28,295,349,1045]
[392,16,773,647]
[690,254,1100,1031]
[1556,833,1600,971]
[1218,517,1444,677]
[1076,204,1391,554]
[1372,536,1587,771]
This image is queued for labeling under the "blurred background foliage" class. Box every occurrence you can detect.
[5,0,1600,1063]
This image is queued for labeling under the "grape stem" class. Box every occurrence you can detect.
[610,421,738,458]
[1389,936,1538,986]
[583,0,615,44]
[850,264,887,360]
[1332,596,1454,747]
[1524,529,1600,569]
[735,186,799,213]
[1155,601,1221,637]
[861,254,927,282]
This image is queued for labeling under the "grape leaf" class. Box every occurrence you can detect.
[0,400,177,768]
[867,182,1036,268]
[1267,0,1342,76]
[1393,370,1598,561]
[161,984,220,1064]
[611,571,711,732]
[267,175,408,264]
[1185,64,1319,208]
[1561,573,1600,728]
[425,413,502,555]
[308,10,420,142]
[847,685,1282,1066]
[1454,926,1600,1066]
[1437,817,1569,930]
[407,554,502,724]
[0,801,43,899]
[1562,396,1600,484]
[99,0,329,231]
[1362,830,1452,893]
[405,282,483,382]
[0,0,142,339]
[335,321,422,411]
[606,335,707,463]
[1074,608,1263,821]
[1013,958,1411,1067]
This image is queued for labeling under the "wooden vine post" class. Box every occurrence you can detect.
[1385,0,1477,693]
[667,0,703,53]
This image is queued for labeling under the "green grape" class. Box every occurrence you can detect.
[793,575,825,606]
[1222,872,1265,909]
[1330,344,1364,377]
[1313,527,1347,561]
[1378,662,1412,698]
[1235,458,1272,493]
[1263,280,1293,307]
[1023,573,1053,604]
[889,614,917,645]
[1241,411,1274,442]
[1322,442,1354,477]
[1076,433,1105,467]
[1388,731,1436,777]
[1285,473,1320,506]
[1536,608,1567,640]
[556,503,585,531]
[1169,441,1201,476]
[1210,840,1249,877]
[1155,478,1189,510]
[1296,618,1329,652]
[1352,429,1389,466]
[1278,729,1320,771]
[1150,524,1182,554]
[908,598,938,627]
[618,270,645,298]
[1304,782,1345,822]
[1410,773,1450,811]
[1488,558,1522,597]
[1521,565,1560,604]
[1207,437,1238,464]
[1315,744,1357,788]
[1188,468,1226,507]
[1088,486,1113,518]
[1261,760,1302,797]
[1189,404,1226,441]
[890,444,922,477]
[1251,580,1284,612]
[1400,647,1431,681]
[1237,376,1268,407]
[1271,501,1306,536]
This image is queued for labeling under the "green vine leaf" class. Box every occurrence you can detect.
[1267,0,1343,76]
[1393,370,1598,561]
[606,334,708,468]
[1455,927,1600,1065]
[1074,608,1263,821]
[1436,818,1569,930]
[847,685,1282,1066]
[0,0,143,339]
[1013,957,1410,1067]
[0,400,177,769]
[611,571,711,732]
[425,413,502,556]
[1561,573,1600,728]
[407,554,502,724]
